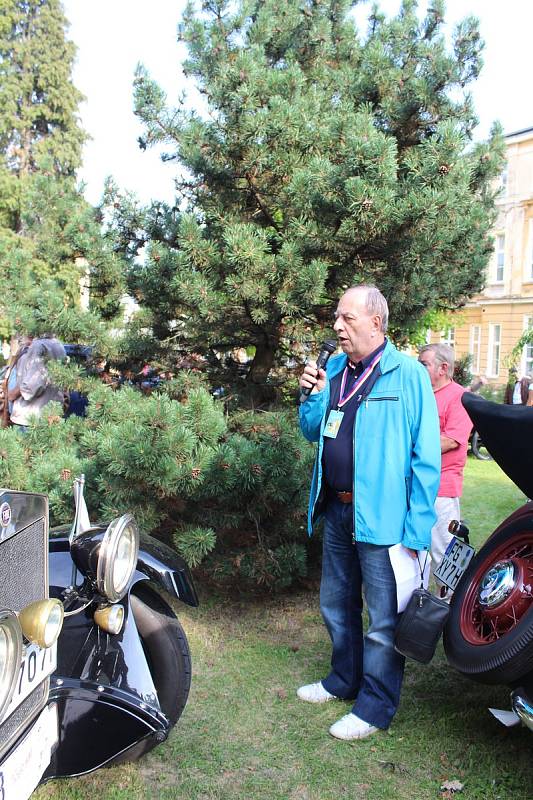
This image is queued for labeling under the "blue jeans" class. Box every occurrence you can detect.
[320,498,405,729]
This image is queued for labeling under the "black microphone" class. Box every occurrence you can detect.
[299,340,337,404]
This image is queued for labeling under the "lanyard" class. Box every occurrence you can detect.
[337,351,383,408]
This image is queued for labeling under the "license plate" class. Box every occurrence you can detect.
[3,642,57,722]
[434,537,476,590]
[0,702,57,800]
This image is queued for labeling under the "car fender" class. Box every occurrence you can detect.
[44,525,197,778]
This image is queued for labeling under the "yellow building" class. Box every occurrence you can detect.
[431,127,533,386]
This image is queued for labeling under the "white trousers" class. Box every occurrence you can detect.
[431,496,460,584]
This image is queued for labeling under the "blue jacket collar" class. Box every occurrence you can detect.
[326,339,400,380]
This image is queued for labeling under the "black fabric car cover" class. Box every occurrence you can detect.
[462,392,533,499]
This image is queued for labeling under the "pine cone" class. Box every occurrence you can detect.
[191,467,201,479]
[251,464,262,475]
[60,469,72,482]
[439,164,450,175]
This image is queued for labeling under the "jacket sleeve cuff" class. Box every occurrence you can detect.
[401,537,430,552]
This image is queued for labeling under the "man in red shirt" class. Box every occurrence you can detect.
[418,344,473,587]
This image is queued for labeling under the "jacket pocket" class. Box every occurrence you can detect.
[405,477,411,510]
[367,396,399,402]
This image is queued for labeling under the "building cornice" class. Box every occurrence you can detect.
[505,127,533,145]
[465,296,533,307]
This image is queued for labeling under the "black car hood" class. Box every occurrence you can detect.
[462,392,533,499]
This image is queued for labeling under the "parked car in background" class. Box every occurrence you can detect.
[443,394,533,731]
[0,476,198,799]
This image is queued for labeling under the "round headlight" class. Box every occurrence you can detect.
[0,609,23,722]
[97,514,140,602]
[94,603,124,635]
[70,514,140,603]
[18,599,64,649]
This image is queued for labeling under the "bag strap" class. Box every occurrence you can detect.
[415,551,430,589]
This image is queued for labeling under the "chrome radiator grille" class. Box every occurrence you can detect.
[0,491,49,759]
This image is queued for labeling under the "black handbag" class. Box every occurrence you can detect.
[393,554,450,664]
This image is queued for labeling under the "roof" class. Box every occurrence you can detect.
[505,126,533,142]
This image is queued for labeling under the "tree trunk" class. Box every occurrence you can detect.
[247,340,277,385]
[245,335,279,406]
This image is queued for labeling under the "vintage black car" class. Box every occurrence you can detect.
[0,476,198,799]
[443,393,533,731]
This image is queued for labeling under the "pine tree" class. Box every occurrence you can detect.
[0,0,123,337]
[128,0,504,402]
[0,381,315,590]
[0,0,84,179]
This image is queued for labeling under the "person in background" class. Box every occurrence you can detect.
[297,285,440,741]
[1,335,32,427]
[418,344,473,591]
[504,368,531,406]
[10,334,66,429]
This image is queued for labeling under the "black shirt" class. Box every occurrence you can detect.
[322,340,386,491]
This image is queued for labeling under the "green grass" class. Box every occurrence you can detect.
[35,458,531,800]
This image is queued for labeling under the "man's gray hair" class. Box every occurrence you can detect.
[419,343,455,376]
[349,285,389,333]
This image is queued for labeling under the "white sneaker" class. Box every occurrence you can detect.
[329,713,379,740]
[297,682,336,703]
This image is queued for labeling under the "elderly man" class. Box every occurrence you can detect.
[418,344,473,587]
[298,285,440,740]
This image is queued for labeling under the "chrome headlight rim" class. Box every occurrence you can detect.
[0,608,23,722]
[96,514,139,603]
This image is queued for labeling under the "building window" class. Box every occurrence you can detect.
[469,325,481,374]
[528,221,533,281]
[494,234,505,282]
[523,315,533,377]
[440,327,455,348]
[500,164,508,195]
[487,324,502,378]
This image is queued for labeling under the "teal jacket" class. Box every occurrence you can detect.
[299,341,441,550]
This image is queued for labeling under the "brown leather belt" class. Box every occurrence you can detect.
[336,490,353,504]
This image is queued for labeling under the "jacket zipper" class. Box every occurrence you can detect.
[365,396,399,408]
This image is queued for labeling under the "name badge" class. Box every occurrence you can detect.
[324,409,344,438]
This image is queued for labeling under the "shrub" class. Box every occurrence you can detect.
[0,384,315,591]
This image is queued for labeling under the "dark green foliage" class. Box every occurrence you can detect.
[0,383,315,590]
[0,0,85,228]
[117,0,504,402]
[453,353,473,388]
[0,0,124,343]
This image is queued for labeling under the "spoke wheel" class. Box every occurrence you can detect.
[444,514,533,684]
[460,538,533,644]
[470,430,492,461]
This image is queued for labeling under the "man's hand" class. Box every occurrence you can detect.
[299,360,327,396]
[403,547,419,560]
